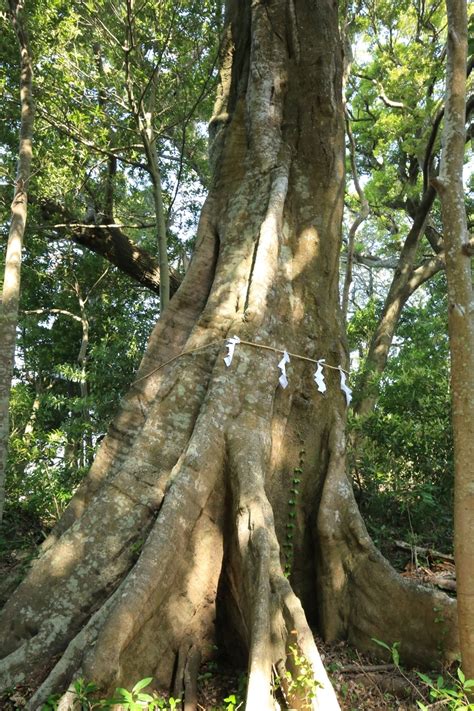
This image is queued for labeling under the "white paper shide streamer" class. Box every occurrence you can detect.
[223,335,241,367]
[278,351,290,389]
[313,359,327,393]
[338,365,352,407]
[222,336,350,402]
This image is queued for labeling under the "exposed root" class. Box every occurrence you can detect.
[245,529,273,711]
[175,644,200,711]
[80,413,227,693]
[0,330,226,686]
[56,685,79,711]
[279,584,341,709]
[0,480,157,690]
[317,414,459,666]
[22,420,226,708]
[228,418,341,710]
[26,588,120,710]
[1,361,458,709]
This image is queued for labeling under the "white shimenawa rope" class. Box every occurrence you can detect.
[132,335,351,405]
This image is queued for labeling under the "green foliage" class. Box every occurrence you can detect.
[222,694,243,711]
[1,0,219,250]
[42,678,182,710]
[416,668,474,710]
[347,298,382,352]
[111,678,181,710]
[40,674,250,711]
[1,0,223,538]
[3,247,158,531]
[372,638,401,667]
[341,0,472,319]
[349,278,454,551]
[42,679,99,710]
[370,640,474,709]
[273,645,321,709]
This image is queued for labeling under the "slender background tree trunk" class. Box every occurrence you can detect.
[434,0,473,679]
[341,118,369,323]
[0,0,34,522]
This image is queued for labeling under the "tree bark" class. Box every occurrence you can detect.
[341,117,369,322]
[123,0,171,310]
[352,187,437,416]
[37,198,182,296]
[141,126,171,310]
[0,1,459,708]
[433,0,473,680]
[0,0,34,522]
[74,282,93,467]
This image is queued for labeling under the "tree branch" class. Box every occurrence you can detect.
[36,107,148,171]
[342,115,370,320]
[23,308,83,323]
[38,200,181,296]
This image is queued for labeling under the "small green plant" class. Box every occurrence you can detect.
[111,678,181,710]
[113,678,153,709]
[416,668,474,710]
[42,678,181,710]
[42,679,100,710]
[223,693,243,710]
[198,659,219,684]
[371,637,400,666]
[273,645,321,709]
[130,538,145,561]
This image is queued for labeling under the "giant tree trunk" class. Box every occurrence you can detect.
[0,2,459,709]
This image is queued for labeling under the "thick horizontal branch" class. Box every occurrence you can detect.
[345,247,443,274]
[39,201,182,296]
[408,252,445,290]
[377,85,408,110]
[65,224,181,295]
[351,253,400,269]
[51,222,157,230]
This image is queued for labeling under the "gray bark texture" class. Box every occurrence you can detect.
[0,1,459,708]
